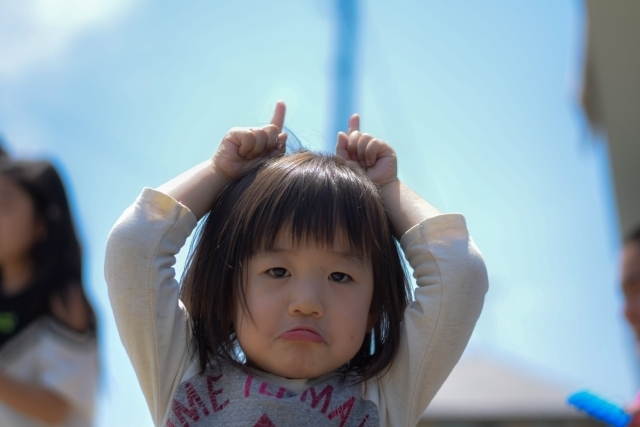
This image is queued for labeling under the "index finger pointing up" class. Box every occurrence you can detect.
[347,114,360,134]
[270,101,286,132]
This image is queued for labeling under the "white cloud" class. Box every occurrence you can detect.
[0,0,134,80]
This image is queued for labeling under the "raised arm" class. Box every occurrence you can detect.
[336,114,440,234]
[336,116,488,427]
[157,102,288,219]
[106,103,288,425]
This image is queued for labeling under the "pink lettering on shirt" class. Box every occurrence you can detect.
[245,375,254,398]
[259,381,287,399]
[206,375,229,412]
[172,398,200,426]
[253,413,277,427]
[357,414,370,427]
[245,375,289,399]
[185,382,210,416]
[171,381,212,426]
[328,396,355,427]
[300,385,334,414]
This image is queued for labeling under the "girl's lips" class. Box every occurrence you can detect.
[280,328,325,343]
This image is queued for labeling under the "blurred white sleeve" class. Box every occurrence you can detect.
[38,324,98,419]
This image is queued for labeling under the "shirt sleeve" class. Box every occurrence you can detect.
[105,188,198,426]
[364,214,488,427]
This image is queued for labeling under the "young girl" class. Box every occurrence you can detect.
[106,102,488,427]
[0,151,99,426]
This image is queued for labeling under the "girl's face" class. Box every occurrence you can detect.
[236,230,374,379]
[0,175,42,265]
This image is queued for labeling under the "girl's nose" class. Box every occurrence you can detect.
[288,278,324,317]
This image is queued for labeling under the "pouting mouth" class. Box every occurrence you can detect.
[281,326,325,343]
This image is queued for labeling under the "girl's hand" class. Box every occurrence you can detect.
[212,102,288,181]
[336,114,440,237]
[336,114,398,188]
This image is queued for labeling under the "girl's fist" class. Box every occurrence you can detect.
[212,102,288,180]
[336,114,398,188]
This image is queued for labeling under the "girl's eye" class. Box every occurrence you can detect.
[329,272,352,283]
[268,268,290,278]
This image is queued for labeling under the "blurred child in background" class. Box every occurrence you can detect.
[0,145,98,426]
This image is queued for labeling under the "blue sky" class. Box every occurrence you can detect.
[0,1,635,425]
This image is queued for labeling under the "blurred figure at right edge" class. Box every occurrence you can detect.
[621,226,640,426]
[0,144,98,426]
[623,227,640,343]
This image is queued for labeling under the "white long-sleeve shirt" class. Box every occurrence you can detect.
[105,188,488,427]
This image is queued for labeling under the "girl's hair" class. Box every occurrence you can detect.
[181,151,411,382]
[0,155,96,331]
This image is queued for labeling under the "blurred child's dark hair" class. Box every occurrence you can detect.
[0,153,96,331]
[625,226,640,246]
[181,150,411,382]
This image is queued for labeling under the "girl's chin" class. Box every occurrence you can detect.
[244,346,351,379]
[247,358,329,380]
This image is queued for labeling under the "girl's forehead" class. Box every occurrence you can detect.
[262,227,368,261]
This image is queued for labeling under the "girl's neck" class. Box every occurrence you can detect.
[0,257,34,297]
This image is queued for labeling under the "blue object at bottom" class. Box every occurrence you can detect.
[568,391,631,427]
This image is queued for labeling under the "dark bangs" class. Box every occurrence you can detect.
[239,153,386,262]
[181,151,410,382]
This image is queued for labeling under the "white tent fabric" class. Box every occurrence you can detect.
[422,352,586,421]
